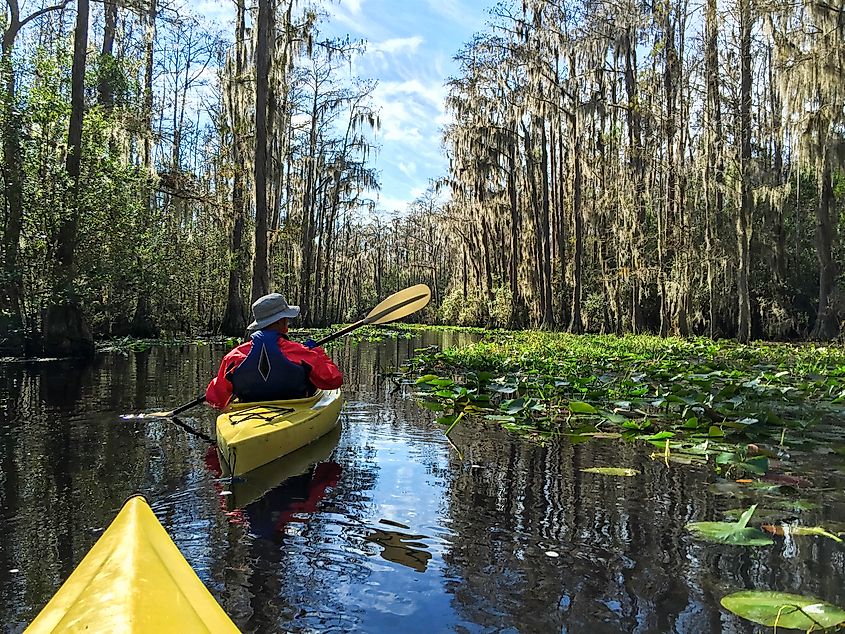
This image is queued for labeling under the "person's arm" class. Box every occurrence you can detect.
[205,345,249,408]
[283,341,343,389]
[304,346,343,389]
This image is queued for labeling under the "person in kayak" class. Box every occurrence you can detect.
[206,292,342,408]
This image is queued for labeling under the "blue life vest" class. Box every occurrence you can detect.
[228,330,312,402]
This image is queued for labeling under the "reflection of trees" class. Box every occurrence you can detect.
[0,351,224,626]
[441,426,845,632]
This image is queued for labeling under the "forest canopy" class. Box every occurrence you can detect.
[0,0,842,356]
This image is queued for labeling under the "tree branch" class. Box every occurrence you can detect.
[19,0,72,30]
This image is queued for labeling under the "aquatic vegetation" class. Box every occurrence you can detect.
[408,331,845,477]
[686,504,774,546]
[721,591,845,631]
[761,524,844,543]
[97,336,219,353]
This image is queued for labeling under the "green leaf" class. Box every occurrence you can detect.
[686,504,773,546]
[599,410,630,424]
[740,455,769,475]
[708,425,725,437]
[721,591,845,630]
[580,467,640,477]
[569,400,598,414]
[640,431,675,441]
[485,414,517,423]
[416,374,439,384]
[502,397,528,414]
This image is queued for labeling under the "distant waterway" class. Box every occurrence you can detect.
[1,331,843,632]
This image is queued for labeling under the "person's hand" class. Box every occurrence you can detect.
[303,338,318,349]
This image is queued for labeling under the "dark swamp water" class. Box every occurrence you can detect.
[1,332,844,633]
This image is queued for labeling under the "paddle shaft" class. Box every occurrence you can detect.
[314,318,366,347]
[167,394,206,417]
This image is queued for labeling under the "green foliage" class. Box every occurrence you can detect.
[721,591,845,630]
[686,505,774,546]
[406,330,845,475]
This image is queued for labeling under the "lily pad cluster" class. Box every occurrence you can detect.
[408,332,845,474]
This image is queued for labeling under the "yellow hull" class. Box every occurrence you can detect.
[26,496,239,633]
[216,389,343,477]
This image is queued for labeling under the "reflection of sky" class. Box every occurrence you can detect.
[267,399,464,630]
[190,0,492,215]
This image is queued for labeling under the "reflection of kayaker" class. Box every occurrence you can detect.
[204,446,341,541]
[245,462,342,541]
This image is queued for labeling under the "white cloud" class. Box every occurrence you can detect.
[377,194,414,213]
[340,0,365,13]
[326,1,372,36]
[398,161,417,177]
[372,36,424,55]
[425,0,485,30]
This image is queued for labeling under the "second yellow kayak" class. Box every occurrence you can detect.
[216,389,343,476]
[26,496,239,633]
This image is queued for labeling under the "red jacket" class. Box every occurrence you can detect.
[206,336,343,409]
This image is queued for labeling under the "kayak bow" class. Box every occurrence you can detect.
[26,496,239,633]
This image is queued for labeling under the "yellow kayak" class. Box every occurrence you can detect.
[26,496,239,633]
[216,389,343,477]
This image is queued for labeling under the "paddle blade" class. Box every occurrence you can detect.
[365,284,431,325]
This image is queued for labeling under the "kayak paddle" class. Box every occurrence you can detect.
[126,283,432,419]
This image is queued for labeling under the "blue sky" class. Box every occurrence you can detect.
[196,0,491,214]
[322,0,491,213]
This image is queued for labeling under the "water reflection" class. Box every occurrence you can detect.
[1,334,844,633]
[365,523,432,573]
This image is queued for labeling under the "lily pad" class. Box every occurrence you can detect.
[569,400,598,414]
[721,590,845,630]
[686,504,774,546]
[580,467,640,477]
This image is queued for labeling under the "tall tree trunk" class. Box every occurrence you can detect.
[623,29,644,334]
[98,0,117,107]
[130,0,157,337]
[0,16,25,353]
[736,0,753,343]
[539,117,554,329]
[44,0,93,356]
[568,111,584,334]
[252,0,273,302]
[298,87,319,324]
[221,0,248,335]
[507,140,521,327]
[704,0,723,338]
[810,157,838,339]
